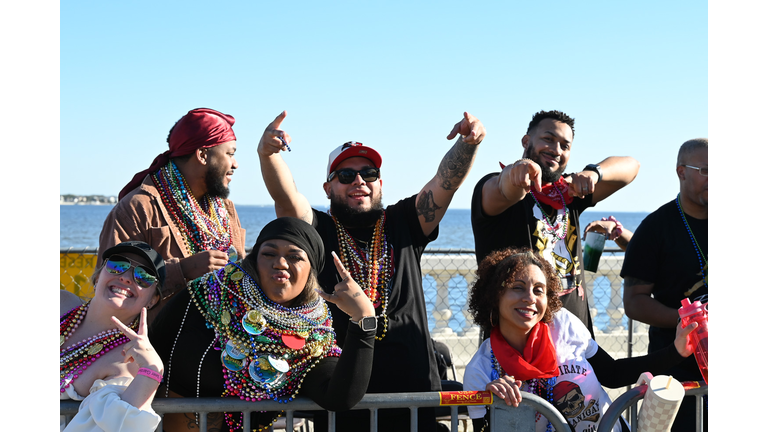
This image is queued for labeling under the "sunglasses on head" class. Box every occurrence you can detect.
[327,167,380,184]
[105,255,158,289]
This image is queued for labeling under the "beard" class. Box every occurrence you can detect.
[205,160,231,199]
[525,145,566,184]
[329,190,384,229]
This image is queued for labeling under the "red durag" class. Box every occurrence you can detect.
[118,108,237,200]
[489,324,559,382]
[498,161,574,210]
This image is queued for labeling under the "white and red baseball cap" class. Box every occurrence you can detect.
[326,141,383,178]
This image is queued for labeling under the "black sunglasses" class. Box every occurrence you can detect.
[327,167,380,184]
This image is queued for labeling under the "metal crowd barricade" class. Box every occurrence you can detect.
[596,382,708,432]
[61,390,570,432]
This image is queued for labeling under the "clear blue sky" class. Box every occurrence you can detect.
[58,0,708,212]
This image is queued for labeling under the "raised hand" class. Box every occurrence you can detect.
[257,110,292,156]
[485,375,523,407]
[564,170,599,198]
[316,252,376,321]
[500,159,543,194]
[112,308,164,373]
[582,219,617,240]
[674,320,699,357]
[180,250,229,281]
[446,112,485,145]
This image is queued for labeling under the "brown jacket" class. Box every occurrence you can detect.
[98,176,246,320]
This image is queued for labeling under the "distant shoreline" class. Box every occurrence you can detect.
[60,202,115,206]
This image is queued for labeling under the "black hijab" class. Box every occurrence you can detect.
[252,217,325,272]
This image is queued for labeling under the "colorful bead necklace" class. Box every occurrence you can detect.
[152,161,233,255]
[187,262,341,431]
[332,211,393,341]
[530,189,569,241]
[60,302,139,392]
[490,348,555,432]
[676,194,708,289]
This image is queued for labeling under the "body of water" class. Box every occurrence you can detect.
[60,204,649,250]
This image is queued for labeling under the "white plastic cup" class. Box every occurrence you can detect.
[583,231,606,273]
[636,373,685,432]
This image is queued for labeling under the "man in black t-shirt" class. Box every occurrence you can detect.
[621,138,708,432]
[471,110,640,337]
[256,111,485,432]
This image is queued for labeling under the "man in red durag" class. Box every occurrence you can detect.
[98,108,246,320]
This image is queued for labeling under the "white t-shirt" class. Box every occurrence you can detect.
[463,309,622,432]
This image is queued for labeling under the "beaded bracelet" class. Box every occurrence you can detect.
[137,367,163,383]
[601,216,623,241]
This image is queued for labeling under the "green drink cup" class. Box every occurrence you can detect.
[583,231,606,273]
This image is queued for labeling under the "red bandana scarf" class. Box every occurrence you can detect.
[490,324,559,382]
[499,162,574,210]
[119,108,237,200]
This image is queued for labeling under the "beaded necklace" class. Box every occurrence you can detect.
[187,263,341,431]
[490,348,555,432]
[60,302,139,392]
[331,211,393,341]
[152,161,233,255]
[676,194,708,289]
[530,189,569,241]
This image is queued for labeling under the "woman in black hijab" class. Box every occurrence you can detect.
[150,217,376,432]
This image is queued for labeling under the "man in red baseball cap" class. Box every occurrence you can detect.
[257,110,485,432]
[98,108,246,320]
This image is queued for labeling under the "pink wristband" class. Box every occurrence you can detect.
[601,216,623,240]
[137,368,163,383]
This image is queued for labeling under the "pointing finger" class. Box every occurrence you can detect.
[137,308,148,337]
[270,110,287,130]
[331,251,351,281]
[111,315,138,340]
[529,166,542,193]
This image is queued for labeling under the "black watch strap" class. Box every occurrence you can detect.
[351,316,377,332]
[583,164,603,182]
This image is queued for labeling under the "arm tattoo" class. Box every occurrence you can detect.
[437,138,478,190]
[352,292,362,298]
[416,189,443,222]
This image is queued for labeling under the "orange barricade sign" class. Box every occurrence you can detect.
[60,252,98,299]
[439,391,493,406]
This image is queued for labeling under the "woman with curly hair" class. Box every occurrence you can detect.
[463,247,697,432]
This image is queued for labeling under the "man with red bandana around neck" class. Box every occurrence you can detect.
[256,110,485,432]
[470,110,640,338]
[98,108,246,322]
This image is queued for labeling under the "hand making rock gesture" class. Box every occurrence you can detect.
[446,111,486,145]
[257,110,292,156]
[111,308,164,375]
[316,252,376,322]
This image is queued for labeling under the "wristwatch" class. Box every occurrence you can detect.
[351,316,377,332]
[583,164,603,182]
